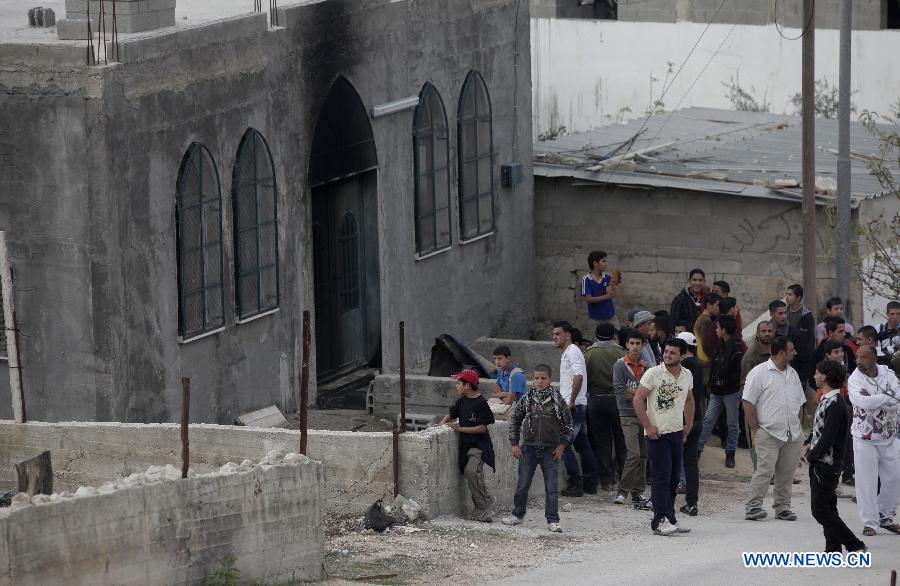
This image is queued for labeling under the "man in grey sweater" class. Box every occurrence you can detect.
[613,328,650,506]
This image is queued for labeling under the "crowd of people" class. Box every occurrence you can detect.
[440,251,900,550]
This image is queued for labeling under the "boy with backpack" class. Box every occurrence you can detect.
[440,369,497,522]
[502,364,573,533]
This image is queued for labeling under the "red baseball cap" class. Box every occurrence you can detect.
[451,369,480,386]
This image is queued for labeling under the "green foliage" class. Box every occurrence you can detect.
[789,77,857,119]
[207,554,240,586]
[723,76,770,112]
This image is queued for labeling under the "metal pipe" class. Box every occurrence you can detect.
[399,321,406,434]
[0,232,24,423]
[299,310,311,455]
[392,427,400,498]
[181,377,190,479]
[801,0,817,311]
[836,0,852,319]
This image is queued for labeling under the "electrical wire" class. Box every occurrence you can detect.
[774,0,815,41]
[595,0,728,186]
[648,23,738,142]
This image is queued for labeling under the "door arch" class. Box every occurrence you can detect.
[310,76,381,380]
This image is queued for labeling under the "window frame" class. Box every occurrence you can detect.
[232,128,280,322]
[176,143,226,341]
[413,83,453,257]
[457,70,495,242]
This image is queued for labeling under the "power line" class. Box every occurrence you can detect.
[595,0,728,186]
[774,0,815,40]
[649,23,738,142]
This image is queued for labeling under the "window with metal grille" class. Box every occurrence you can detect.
[232,129,279,320]
[457,70,494,240]
[176,143,225,339]
[337,210,360,313]
[413,83,452,255]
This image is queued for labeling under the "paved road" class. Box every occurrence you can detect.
[497,491,897,586]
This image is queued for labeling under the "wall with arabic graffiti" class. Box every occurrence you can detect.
[534,177,864,335]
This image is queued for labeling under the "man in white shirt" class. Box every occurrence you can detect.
[742,336,806,522]
[553,321,597,497]
[633,338,695,536]
[847,345,900,536]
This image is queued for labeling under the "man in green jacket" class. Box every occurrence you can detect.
[585,322,627,492]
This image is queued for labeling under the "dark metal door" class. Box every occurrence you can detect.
[312,176,367,378]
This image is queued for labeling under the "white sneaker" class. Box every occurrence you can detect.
[654,519,677,536]
[501,515,523,526]
[547,522,563,533]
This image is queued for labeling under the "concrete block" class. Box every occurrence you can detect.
[56,18,95,39]
[236,405,289,428]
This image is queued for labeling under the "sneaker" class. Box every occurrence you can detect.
[673,523,692,534]
[614,491,627,505]
[547,522,562,533]
[680,504,698,516]
[879,522,900,534]
[745,508,767,521]
[634,497,653,511]
[676,482,686,494]
[862,526,876,537]
[501,515,523,526]
[775,510,797,521]
[654,519,677,536]
[725,451,736,468]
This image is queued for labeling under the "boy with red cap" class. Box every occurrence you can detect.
[440,368,497,522]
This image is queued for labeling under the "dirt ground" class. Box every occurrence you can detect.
[319,445,770,585]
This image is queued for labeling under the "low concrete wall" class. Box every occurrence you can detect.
[0,458,324,585]
[0,420,562,521]
[371,373,496,419]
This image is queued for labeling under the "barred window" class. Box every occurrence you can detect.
[232,129,279,320]
[176,143,225,339]
[413,83,452,255]
[457,70,494,240]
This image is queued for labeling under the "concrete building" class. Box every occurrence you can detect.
[531,0,900,29]
[533,107,899,330]
[0,0,535,423]
[531,3,900,140]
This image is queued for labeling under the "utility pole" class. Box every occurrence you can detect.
[801,0,817,312]
[836,0,852,320]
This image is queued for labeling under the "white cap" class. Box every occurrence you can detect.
[676,331,697,346]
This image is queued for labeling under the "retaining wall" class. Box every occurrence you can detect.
[0,457,324,585]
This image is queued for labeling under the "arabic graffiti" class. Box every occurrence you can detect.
[722,205,829,256]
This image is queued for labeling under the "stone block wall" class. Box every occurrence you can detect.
[534,178,864,332]
[0,458,324,585]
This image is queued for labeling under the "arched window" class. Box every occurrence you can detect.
[232,129,279,320]
[413,83,451,255]
[457,70,494,240]
[176,143,224,339]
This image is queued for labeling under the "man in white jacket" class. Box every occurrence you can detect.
[847,345,900,536]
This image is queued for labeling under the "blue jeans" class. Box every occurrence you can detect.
[562,405,597,485]
[646,431,683,529]
[698,391,741,453]
[512,445,560,523]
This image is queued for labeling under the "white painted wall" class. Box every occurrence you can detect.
[531,18,900,139]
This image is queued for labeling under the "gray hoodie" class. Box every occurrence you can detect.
[613,356,645,417]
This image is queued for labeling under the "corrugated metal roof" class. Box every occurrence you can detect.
[534,107,900,206]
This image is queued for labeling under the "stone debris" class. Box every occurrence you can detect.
[562,502,573,512]
[31,494,52,505]
[259,448,286,466]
